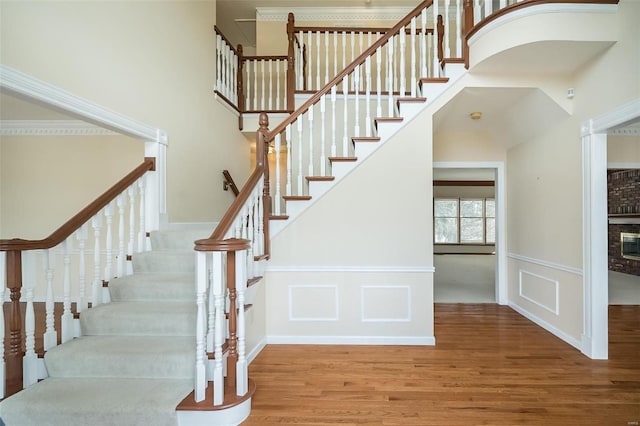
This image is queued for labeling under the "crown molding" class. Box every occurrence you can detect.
[256,7,413,23]
[0,120,120,136]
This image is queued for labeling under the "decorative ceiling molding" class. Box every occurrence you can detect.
[0,120,119,136]
[256,7,412,23]
[608,126,640,137]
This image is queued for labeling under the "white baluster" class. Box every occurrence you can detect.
[92,213,103,307]
[127,185,136,275]
[22,251,37,387]
[235,248,248,396]
[485,0,493,20]
[256,183,265,255]
[342,32,347,85]
[331,86,337,157]
[474,0,482,26]
[320,94,326,175]
[445,0,451,58]
[276,59,281,109]
[308,104,314,177]
[275,133,282,214]
[365,56,372,137]
[456,0,463,57]
[116,194,125,277]
[268,59,273,110]
[260,60,266,110]
[195,251,207,402]
[354,66,360,137]
[376,46,382,118]
[221,44,228,99]
[421,9,428,78]
[43,249,56,351]
[316,31,321,90]
[245,60,251,111]
[359,32,364,91]
[297,32,304,89]
[286,124,292,196]
[433,1,440,77]
[77,224,88,313]
[137,179,147,252]
[410,18,417,97]
[61,239,73,344]
[342,75,349,156]
[350,32,356,91]
[324,31,329,85]
[104,202,113,287]
[307,31,313,91]
[251,191,261,259]
[388,36,394,116]
[333,32,338,78]
[246,201,255,275]
[0,252,5,397]
[400,26,406,97]
[232,49,238,105]
[212,251,225,405]
[253,60,258,111]
[216,35,222,93]
[297,118,303,194]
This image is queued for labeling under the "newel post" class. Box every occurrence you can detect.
[256,113,272,258]
[286,13,296,113]
[5,250,23,397]
[462,0,474,69]
[237,44,245,130]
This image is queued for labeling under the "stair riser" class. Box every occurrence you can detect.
[81,306,196,336]
[150,229,212,251]
[133,252,195,274]
[375,122,403,140]
[330,161,357,180]
[308,180,336,199]
[398,102,426,121]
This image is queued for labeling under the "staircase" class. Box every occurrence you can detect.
[0,227,259,425]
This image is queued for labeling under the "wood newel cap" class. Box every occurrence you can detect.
[194,238,251,252]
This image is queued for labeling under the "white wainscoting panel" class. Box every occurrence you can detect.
[361,285,411,322]
[288,284,339,321]
[518,270,560,315]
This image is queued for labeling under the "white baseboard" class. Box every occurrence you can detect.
[508,302,582,351]
[266,335,435,345]
[247,337,267,364]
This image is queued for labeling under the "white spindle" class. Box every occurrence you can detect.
[359,32,364,91]
[138,178,147,252]
[61,239,73,343]
[325,31,329,85]
[221,44,228,99]
[104,202,113,287]
[77,224,88,313]
[286,124,292,196]
[342,32,347,85]
[260,60,266,110]
[297,118,303,194]
[0,251,5,398]
[308,104,314,177]
[354,66,360,137]
[216,35,222,92]
[232,49,238,104]
[388,36,394,116]
[320,94,326,175]
[410,18,417,96]
[212,251,225,405]
[342,75,349,156]
[365,56,372,137]
[236,249,248,396]
[456,0,463,57]
[43,249,56,351]
[474,0,482,25]
[267,60,273,110]
[256,183,265,255]
[22,251,37,388]
[253,60,258,110]
[400,26,406,97]
[276,60,281,109]
[433,1,440,77]
[307,31,313,90]
[275,133,282,214]
[245,60,251,111]
[376,46,382,118]
[194,251,207,402]
[316,31,321,89]
[333,32,338,78]
[331,86,337,157]
[445,0,451,58]
[485,0,493,20]
[92,213,103,307]
[245,203,254,275]
[127,185,136,275]
[116,194,125,277]
[421,9,428,78]
[350,32,356,90]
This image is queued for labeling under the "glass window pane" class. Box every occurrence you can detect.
[435,218,458,243]
[461,218,483,243]
[434,199,458,217]
[486,218,496,243]
[461,199,483,217]
[485,199,495,218]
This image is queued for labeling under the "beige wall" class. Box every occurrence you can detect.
[608,135,640,164]
[0,0,250,229]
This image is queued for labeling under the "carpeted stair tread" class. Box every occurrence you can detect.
[132,250,195,274]
[0,377,193,426]
[45,335,195,379]
[80,302,196,336]
[109,273,195,302]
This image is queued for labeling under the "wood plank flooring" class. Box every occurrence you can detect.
[243,304,640,425]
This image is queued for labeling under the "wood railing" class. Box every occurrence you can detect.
[0,158,157,398]
[192,113,271,405]
[222,170,240,197]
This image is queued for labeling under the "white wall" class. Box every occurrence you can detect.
[0,0,250,230]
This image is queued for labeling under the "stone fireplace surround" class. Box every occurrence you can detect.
[608,169,640,276]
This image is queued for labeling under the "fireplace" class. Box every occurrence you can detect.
[621,233,640,261]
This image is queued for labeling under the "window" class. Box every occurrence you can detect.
[434,198,495,245]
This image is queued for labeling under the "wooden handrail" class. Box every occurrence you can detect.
[242,55,288,61]
[0,157,156,252]
[222,170,240,197]
[293,25,435,35]
[267,0,433,141]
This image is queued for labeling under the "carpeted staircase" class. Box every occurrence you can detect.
[0,227,210,426]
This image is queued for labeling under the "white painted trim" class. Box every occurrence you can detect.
[0,65,166,143]
[288,284,339,321]
[247,337,267,364]
[607,162,640,169]
[582,98,640,136]
[518,270,560,315]
[176,397,252,426]
[361,285,411,322]
[256,7,412,23]
[609,127,640,136]
[508,302,582,351]
[267,335,435,345]
[267,265,435,273]
[214,92,240,117]
[432,161,507,305]
[469,3,618,45]
[0,120,119,136]
[507,253,583,276]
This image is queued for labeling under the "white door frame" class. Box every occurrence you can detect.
[433,161,507,305]
[581,98,640,360]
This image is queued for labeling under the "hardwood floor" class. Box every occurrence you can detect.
[243,304,640,425]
